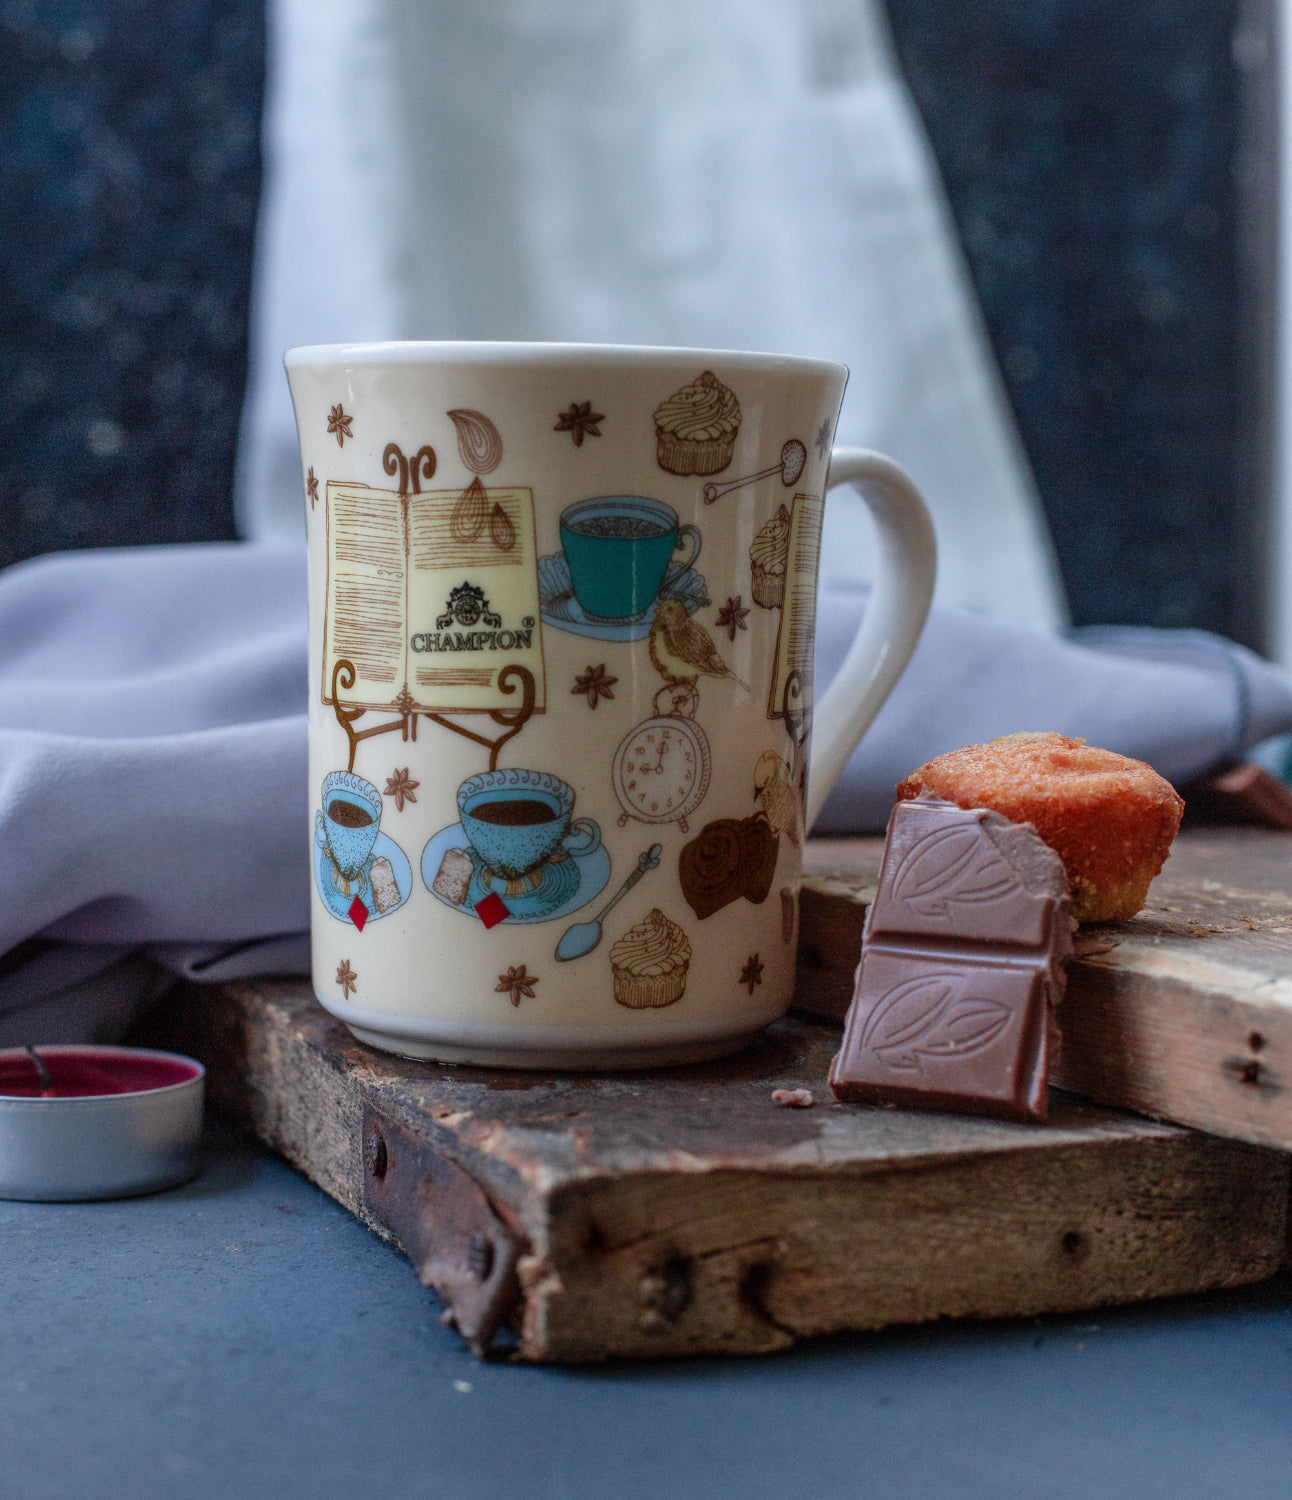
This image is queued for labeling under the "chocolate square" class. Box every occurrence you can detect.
[830,797,1071,1123]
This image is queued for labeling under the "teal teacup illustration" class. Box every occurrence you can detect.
[458,769,600,882]
[559,496,701,622]
[316,771,382,891]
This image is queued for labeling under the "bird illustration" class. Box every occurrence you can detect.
[754,749,802,845]
[648,599,748,690]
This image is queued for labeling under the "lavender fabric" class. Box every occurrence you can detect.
[3,542,1291,1044]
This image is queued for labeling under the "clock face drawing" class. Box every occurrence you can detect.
[612,711,712,833]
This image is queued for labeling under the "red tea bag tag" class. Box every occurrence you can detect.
[475,893,509,929]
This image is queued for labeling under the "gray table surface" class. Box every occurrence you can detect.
[5,1122,1292,1500]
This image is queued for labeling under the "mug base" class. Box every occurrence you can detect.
[320,992,787,1072]
[345,1024,756,1071]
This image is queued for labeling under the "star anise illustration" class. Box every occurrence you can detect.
[572,663,617,709]
[306,467,319,507]
[739,954,765,995]
[715,596,750,641]
[336,959,358,999]
[496,965,539,1007]
[384,767,419,811]
[554,401,605,446]
[327,403,354,446]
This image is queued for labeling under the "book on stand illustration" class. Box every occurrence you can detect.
[767,491,824,720]
[322,480,547,715]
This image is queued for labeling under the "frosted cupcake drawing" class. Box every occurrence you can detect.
[750,503,791,608]
[609,908,693,1008]
[653,371,742,477]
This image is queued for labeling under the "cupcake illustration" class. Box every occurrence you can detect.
[750,502,791,608]
[609,908,693,1008]
[653,371,742,477]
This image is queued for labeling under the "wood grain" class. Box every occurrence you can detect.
[140,974,1289,1363]
[798,827,1292,1152]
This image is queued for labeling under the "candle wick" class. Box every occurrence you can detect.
[25,1046,53,1095]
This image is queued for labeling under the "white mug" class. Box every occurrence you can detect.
[287,342,935,1068]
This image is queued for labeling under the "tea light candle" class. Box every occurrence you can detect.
[0,1044,204,1201]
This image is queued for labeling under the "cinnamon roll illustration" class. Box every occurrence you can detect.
[678,814,779,920]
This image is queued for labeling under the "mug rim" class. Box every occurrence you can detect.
[284,339,848,379]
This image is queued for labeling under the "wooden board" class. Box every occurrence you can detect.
[139,976,1288,1364]
[798,827,1292,1153]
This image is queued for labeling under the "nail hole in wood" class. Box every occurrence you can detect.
[1061,1230,1090,1263]
[739,1260,774,1316]
[366,1128,388,1181]
[640,1257,693,1326]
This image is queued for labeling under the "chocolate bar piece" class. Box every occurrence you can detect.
[829,796,1071,1123]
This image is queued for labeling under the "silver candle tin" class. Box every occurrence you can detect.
[0,1045,204,1201]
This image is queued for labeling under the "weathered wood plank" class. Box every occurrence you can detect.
[797,827,1292,1153]
[139,976,1289,1363]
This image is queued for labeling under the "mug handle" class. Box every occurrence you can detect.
[661,523,702,590]
[563,818,601,858]
[806,448,937,830]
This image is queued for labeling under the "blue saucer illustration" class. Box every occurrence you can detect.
[421,822,612,925]
[537,552,709,643]
[314,831,413,925]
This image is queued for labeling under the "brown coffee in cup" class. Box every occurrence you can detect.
[469,798,557,827]
[328,799,374,828]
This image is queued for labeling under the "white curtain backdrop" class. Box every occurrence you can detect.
[235,0,1069,632]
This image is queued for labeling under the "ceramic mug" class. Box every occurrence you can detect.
[288,342,935,1068]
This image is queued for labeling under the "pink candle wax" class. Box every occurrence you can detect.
[0,1046,201,1098]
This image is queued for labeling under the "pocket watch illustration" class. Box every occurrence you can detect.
[612,684,712,834]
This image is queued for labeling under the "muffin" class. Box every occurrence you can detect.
[896,732,1185,923]
[609,908,693,1008]
[653,371,742,476]
[750,503,791,608]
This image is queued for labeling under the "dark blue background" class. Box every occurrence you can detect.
[0,0,261,564]
[888,0,1255,642]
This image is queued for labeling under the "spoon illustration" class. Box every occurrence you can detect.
[554,844,662,961]
[703,438,807,504]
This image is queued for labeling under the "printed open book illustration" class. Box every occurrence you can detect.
[323,480,547,714]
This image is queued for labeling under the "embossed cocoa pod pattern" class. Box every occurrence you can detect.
[447,408,503,474]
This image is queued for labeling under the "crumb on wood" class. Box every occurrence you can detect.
[771,1088,814,1108]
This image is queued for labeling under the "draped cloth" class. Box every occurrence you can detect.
[4,542,1290,1044]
